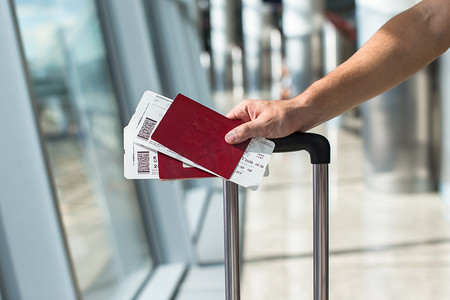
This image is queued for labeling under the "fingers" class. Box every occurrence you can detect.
[224,99,271,143]
[224,129,239,144]
[224,125,248,144]
[224,101,254,144]
[225,102,253,123]
[225,101,245,118]
[225,108,239,119]
[225,121,262,144]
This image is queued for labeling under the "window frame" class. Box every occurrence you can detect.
[0,0,79,298]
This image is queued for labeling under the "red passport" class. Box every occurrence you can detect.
[151,94,250,179]
[158,152,214,180]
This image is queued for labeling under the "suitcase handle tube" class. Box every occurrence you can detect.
[272,132,330,300]
[223,132,330,300]
[313,164,329,300]
[223,180,241,300]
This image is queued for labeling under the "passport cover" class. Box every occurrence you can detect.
[158,152,214,180]
[151,94,250,179]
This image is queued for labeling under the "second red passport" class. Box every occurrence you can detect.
[158,153,214,180]
[151,94,250,179]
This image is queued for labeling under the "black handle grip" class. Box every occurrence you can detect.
[269,132,330,164]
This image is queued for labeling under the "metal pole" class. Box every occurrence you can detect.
[313,164,329,300]
[223,180,241,300]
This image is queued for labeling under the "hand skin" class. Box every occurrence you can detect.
[225,0,450,144]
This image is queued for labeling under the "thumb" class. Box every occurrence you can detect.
[225,121,260,144]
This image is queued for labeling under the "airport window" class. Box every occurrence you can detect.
[12,0,153,298]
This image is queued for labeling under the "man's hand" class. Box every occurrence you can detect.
[225,98,312,144]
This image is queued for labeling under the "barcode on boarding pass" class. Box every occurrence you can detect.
[137,151,150,173]
[138,117,157,140]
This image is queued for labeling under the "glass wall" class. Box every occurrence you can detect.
[12,0,152,299]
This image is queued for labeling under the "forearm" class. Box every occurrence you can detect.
[225,0,450,144]
[292,0,450,131]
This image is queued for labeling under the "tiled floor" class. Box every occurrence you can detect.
[241,126,450,300]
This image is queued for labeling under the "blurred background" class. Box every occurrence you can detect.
[1,0,450,299]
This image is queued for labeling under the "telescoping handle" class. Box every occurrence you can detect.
[223,132,331,300]
[271,132,331,300]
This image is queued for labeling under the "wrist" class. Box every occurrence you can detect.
[289,84,328,131]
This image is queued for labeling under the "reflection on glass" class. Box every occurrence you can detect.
[13,0,152,298]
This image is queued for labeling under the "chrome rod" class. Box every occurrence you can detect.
[313,164,329,300]
[223,180,241,300]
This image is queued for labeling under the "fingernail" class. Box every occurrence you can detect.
[225,130,237,143]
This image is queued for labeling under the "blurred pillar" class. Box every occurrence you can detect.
[440,50,450,200]
[322,11,356,129]
[231,45,244,99]
[322,19,340,75]
[357,0,435,192]
[210,0,235,92]
[282,0,323,96]
[242,0,264,97]
[270,28,283,99]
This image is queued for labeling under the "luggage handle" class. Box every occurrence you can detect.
[270,132,331,164]
[271,132,330,300]
[223,132,330,300]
